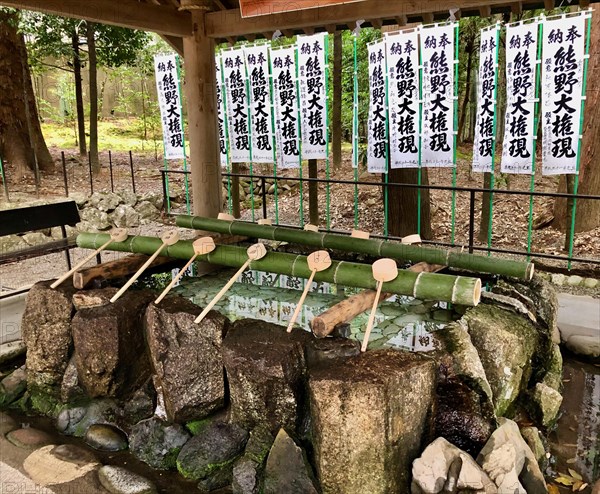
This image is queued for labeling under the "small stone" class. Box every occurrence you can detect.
[98,465,157,494]
[80,208,112,230]
[0,367,27,406]
[305,337,360,367]
[529,382,563,428]
[566,275,584,286]
[72,289,118,309]
[56,399,120,437]
[84,424,128,452]
[110,205,141,228]
[22,232,50,246]
[550,273,566,286]
[23,444,98,486]
[0,340,26,364]
[129,417,190,470]
[123,379,155,425]
[564,334,600,359]
[134,201,160,222]
[583,278,599,289]
[60,357,85,403]
[118,190,138,207]
[176,420,249,483]
[7,427,53,450]
[0,411,18,435]
[263,429,318,494]
[519,427,548,471]
[140,192,162,209]
[89,192,121,212]
[51,444,98,466]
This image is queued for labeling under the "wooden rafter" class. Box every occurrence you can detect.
[0,0,192,37]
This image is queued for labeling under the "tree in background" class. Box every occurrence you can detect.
[0,8,54,174]
[25,14,150,171]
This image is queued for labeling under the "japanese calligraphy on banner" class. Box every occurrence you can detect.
[367,41,388,173]
[386,30,420,169]
[298,33,328,159]
[215,54,228,168]
[154,54,185,160]
[501,22,539,174]
[245,44,275,163]
[542,13,587,175]
[271,46,301,169]
[473,25,500,173]
[420,23,456,167]
[223,48,251,163]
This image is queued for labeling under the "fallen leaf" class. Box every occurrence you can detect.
[579,483,588,491]
[548,485,561,494]
[567,458,577,464]
[568,469,583,481]
[555,475,576,486]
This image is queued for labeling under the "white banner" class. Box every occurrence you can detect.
[367,40,388,173]
[298,33,328,159]
[473,25,500,173]
[215,53,228,168]
[245,44,275,163]
[420,24,456,168]
[223,48,251,163]
[386,31,420,169]
[271,47,301,169]
[154,54,185,160]
[501,22,539,174]
[542,14,587,175]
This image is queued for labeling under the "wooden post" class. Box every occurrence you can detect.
[182,3,222,218]
[308,158,319,226]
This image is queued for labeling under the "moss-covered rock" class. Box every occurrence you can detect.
[129,417,190,470]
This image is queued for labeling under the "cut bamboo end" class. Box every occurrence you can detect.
[351,230,370,239]
[304,224,319,232]
[473,278,482,306]
[218,212,235,221]
[526,263,535,280]
[402,234,422,245]
[258,218,272,225]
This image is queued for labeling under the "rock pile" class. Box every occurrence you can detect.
[0,275,566,493]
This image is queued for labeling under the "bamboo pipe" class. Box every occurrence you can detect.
[175,215,534,280]
[77,233,482,307]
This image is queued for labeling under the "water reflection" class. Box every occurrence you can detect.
[175,269,453,352]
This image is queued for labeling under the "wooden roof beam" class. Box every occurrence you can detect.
[0,0,192,36]
[479,5,492,17]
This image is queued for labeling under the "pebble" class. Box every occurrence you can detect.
[50,444,98,466]
[23,444,98,486]
[551,273,566,286]
[98,465,157,494]
[84,424,128,452]
[6,427,54,450]
[567,275,584,286]
[583,278,599,289]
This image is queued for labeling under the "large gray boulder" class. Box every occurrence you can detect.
[463,305,539,416]
[263,429,318,494]
[22,281,77,397]
[477,418,547,494]
[72,289,154,398]
[411,437,497,494]
[309,349,436,494]
[222,319,313,433]
[144,296,228,423]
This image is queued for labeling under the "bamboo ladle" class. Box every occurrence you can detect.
[195,242,268,324]
[286,250,332,333]
[154,237,216,305]
[110,229,180,303]
[51,228,128,289]
[361,258,398,352]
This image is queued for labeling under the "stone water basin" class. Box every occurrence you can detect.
[172,267,457,352]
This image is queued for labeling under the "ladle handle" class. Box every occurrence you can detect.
[154,254,198,305]
[51,238,113,289]
[287,269,316,333]
[361,280,383,352]
[195,259,251,324]
[110,243,167,303]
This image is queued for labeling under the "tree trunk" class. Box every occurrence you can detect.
[87,22,99,173]
[0,10,53,174]
[387,168,432,240]
[552,12,600,236]
[332,30,342,169]
[72,28,86,157]
[458,42,474,144]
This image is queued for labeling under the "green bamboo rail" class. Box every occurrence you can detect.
[175,216,534,280]
[77,232,482,306]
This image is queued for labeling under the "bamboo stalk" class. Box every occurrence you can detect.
[77,233,482,306]
[175,215,534,280]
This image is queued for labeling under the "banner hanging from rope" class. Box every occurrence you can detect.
[271,47,301,169]
[367,40,388,173]
[473,24,500,173]
[501,21,539,174]
[215,53,229,168]
[541,13,588,175]
[154,54,185,160]
[420,23,457,168]
[223,48,252,163]
[245,44,275,163]
[385,30,420,169]
[298,33,328,160]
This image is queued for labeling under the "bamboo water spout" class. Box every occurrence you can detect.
[77,232,482,307]
[175,215,534,280]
